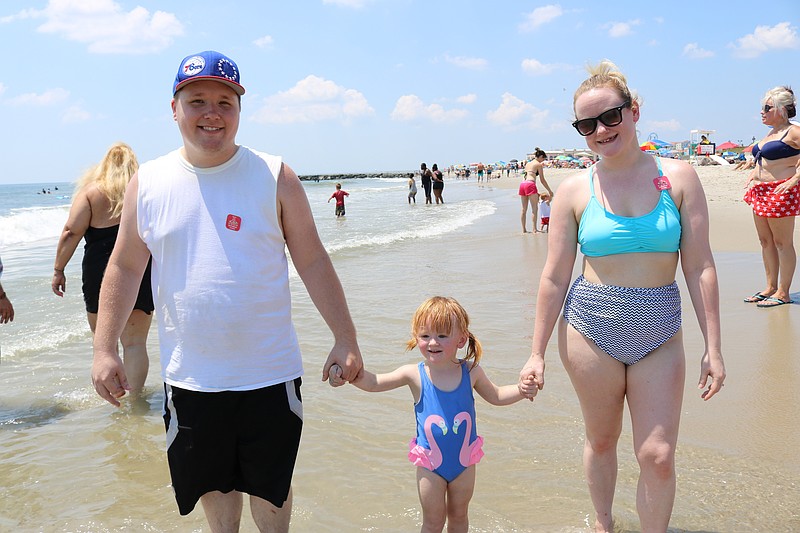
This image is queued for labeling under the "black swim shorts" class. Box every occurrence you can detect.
[162,378,303,515]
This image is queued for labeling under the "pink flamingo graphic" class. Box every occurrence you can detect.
[408,414,447,470]
[452,411,484,467]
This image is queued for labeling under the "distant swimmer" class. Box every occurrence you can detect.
[328,182,349,217]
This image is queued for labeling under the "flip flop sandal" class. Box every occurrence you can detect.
[743,292,770,303]
[756,297,793,308]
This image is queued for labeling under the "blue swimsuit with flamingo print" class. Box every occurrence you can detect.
[408,361,484,482]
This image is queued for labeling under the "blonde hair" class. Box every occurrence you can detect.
[75,142,138,218]
[573,59,641,114]
[763,86,796,119]
[406,296,482,369]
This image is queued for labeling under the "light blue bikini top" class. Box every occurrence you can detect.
[578,157,681,257]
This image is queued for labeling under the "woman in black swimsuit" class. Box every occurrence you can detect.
[52,143,154,396]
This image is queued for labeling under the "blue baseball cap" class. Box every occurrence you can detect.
[173,50,245,96]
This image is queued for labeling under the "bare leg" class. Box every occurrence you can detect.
[530,193,540,233]
[559,320,626,533]
[445,466,475,533]
[119,309,153,394]
[627,334,685,532]
[417,467,448,533]
[201,490,243,533]
[520,196,530,233]
[250,489,292,533]
[767,216,797,302]
[753,215,779,296]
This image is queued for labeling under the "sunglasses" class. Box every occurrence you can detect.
[572,101,631,136]
[763,104,774,113]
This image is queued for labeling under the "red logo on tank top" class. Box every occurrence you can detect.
[653,176,672,191]
[225,214,242,231]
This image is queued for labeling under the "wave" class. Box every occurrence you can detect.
[325,199,496,254]
[0,205,68,246]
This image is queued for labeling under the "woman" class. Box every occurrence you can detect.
[0,255,14,324]
[742,86,800,307]
[52,142,154,395]
[519,148,553,233]
[518,61,725,533]
[431,163,445,204]
[420,162,433,204]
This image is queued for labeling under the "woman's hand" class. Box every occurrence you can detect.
[698,351,726,401]
[518,353,545,401]
[52,269,66,297]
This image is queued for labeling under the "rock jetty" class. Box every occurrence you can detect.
[299,171,410,182]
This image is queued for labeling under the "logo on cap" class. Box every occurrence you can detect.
[182,56,206,78]
[215,58,239,83]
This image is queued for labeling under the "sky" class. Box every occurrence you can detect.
[0,0,798,184]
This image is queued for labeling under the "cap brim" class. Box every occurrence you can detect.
[174,77,245,96]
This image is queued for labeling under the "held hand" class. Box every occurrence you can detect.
[327,363,347,387]
[698,351,726,401]
[91,351,130,407]
[52,271,66,297]
[518,354,546,401]
[321,340,363,383]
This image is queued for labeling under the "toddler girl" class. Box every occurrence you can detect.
[330,296,532,533]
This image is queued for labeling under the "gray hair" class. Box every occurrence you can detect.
[763,86,796,119]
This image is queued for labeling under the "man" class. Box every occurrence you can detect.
[0,256,14,324]
[91,50,363,532]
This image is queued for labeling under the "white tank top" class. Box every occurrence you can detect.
[137,147,303,391]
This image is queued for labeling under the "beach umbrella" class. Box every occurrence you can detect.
[649,138,672,148]
[742,144,754,153]
[640,141,658,151]
[716,141,739,152]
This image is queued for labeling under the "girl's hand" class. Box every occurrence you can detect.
[328,364,346,388]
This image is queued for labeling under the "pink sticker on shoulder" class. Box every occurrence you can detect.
[226,214,242,231]
[653,176,672,191]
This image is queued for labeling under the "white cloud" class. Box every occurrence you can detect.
[730,22,800,58]
[0,8,38,23]
[0,83,6,97]
[8,88,69,106]
[457,94,477,104]
[391,95,469,123]
[20,0,183,54]
[253,35,274,49]
[606,20,640,38]
[519,5,563,32]
[646,119,681,132]
[521,59,572,76]
[683,43,714,59]
[486,93,548,129]
[443,53,488,70]
[62,105,92,123]
[252,75,374,124]
[521,58,554,76]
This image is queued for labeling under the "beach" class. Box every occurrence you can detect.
[0,165,798,532]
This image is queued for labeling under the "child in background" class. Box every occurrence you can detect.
[538,192,551,233]
[329,296,533,533]
[408,173,417,204]
[328,182,349,217]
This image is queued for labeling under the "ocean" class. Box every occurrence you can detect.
[0,174,798,532]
